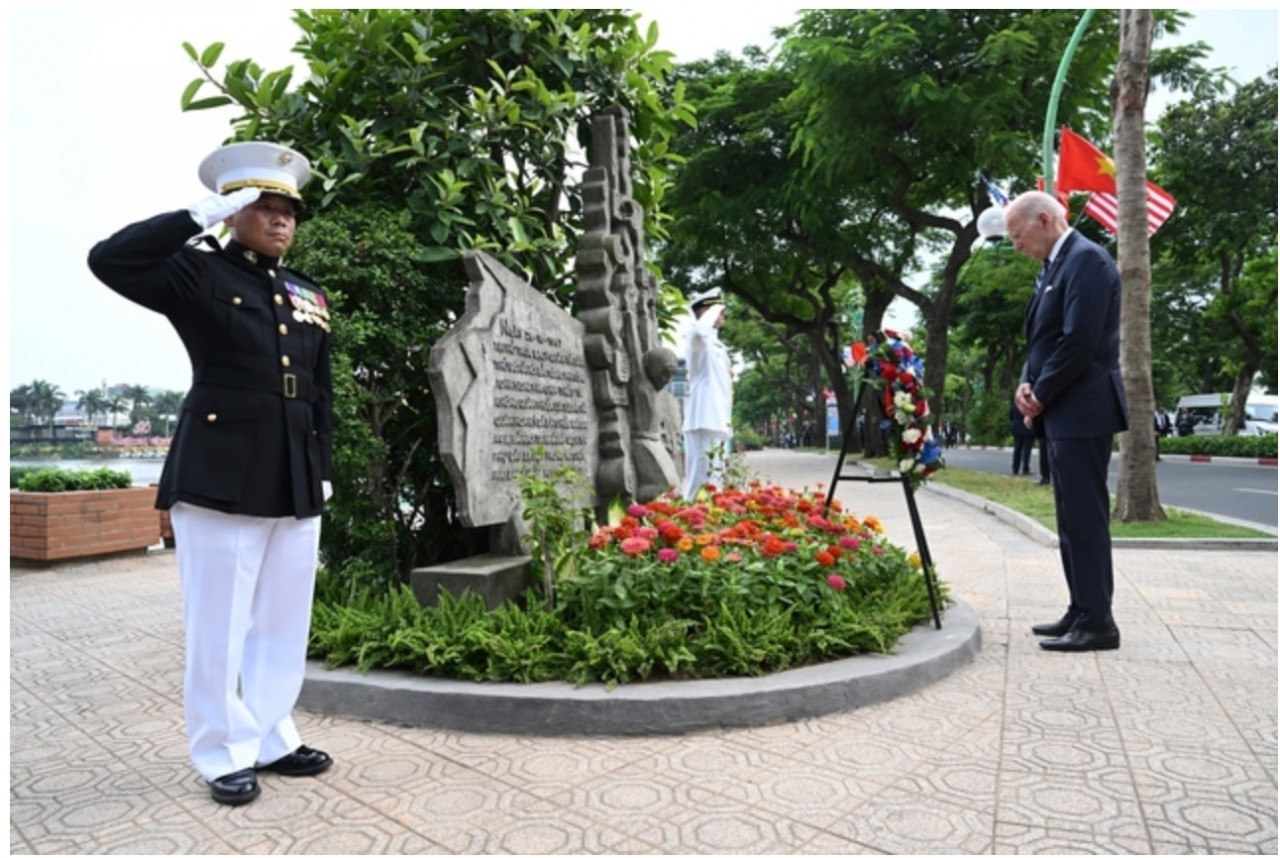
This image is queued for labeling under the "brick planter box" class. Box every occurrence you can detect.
[10,486,161,563]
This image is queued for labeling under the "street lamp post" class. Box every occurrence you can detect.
[1042,10,1097,197]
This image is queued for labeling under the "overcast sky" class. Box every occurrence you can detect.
[5,5,1277,399]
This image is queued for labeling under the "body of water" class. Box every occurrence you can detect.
[13,458,168,486]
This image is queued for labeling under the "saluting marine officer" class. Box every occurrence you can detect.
[88,141,334,806]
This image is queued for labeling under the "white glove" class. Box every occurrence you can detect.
[322,480,333,502]
[187,187,261,230]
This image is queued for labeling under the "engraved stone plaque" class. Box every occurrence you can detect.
[429,251,598,528]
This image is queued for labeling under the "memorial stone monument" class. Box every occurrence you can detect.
[419,107,681,608]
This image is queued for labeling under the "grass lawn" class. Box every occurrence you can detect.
[927,465,1273,539]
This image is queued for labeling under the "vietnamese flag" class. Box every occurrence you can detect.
[1056,127,1117,193]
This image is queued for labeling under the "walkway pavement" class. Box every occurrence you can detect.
[10,449,1277,854]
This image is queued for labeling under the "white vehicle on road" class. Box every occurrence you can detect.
[1175,392,1279,436]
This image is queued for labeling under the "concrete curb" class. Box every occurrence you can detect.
[921,482,1278,550]
[297,601,981,736]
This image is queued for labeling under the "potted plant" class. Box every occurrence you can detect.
[10,467,160,564]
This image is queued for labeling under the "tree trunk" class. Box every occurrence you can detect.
[1111,9,1166,523]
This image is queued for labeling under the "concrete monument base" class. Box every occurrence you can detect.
[410,553,532,610]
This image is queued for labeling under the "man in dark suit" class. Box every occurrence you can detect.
[88,142,334,805]
[1005,191,1128,653]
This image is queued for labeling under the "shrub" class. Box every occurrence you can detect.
[1162,434,1277,458]
[15,467,133,492]
[308,482,946,686]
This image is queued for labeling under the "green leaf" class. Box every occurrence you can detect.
[200,42,225,68]
[183,96,234,112]
[180,79,204,109]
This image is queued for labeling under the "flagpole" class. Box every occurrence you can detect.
[1042,9,1097,197]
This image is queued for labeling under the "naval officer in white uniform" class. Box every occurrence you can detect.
[682,288,734,499]
[88,142,335,806]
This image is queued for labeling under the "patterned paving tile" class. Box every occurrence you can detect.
[8,457,1277,855]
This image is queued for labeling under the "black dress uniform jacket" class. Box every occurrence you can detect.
[88,211,332,519]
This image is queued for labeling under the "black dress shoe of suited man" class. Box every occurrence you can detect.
[258,745,333,777]
[1031,612,1078,637]
[1040,625,1121,652]
[210,768,260,806]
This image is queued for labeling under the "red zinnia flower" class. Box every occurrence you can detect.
[816,551,836,568]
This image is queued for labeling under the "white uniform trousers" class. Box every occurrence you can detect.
[682,429,731,500]
[169,502,321,782]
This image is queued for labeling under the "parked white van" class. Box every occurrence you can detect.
[1175,392,1279,436]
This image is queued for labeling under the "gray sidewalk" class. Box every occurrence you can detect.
[10,449,1277,854]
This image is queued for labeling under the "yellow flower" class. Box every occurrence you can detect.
[908,552,921,569]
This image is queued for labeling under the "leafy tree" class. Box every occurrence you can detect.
[75,388,111,427]
[659,50,903,454]
[105,396,128,429]
[180,9,693,581]
[783,10,1213,421]
[10,383,35,424]
[123,384,152,423]
[1153,69,1279,429]
[20,380,65,426]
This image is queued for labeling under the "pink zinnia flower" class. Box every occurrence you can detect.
[627,503,649,519]
[839,536,861,551]
[620,537,652,556]
[657,548,678,564]
[827,574,847,591]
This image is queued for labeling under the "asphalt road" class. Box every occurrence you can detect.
[938,445,1278,531]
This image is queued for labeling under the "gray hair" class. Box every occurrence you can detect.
[1007,191,1066,222]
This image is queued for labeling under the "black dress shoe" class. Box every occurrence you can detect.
[1031,612,1078,637]
[210,768,260,806]
[258,745,333,777]
[1040,625,1121,652]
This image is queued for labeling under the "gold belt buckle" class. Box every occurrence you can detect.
[283,373,298,399]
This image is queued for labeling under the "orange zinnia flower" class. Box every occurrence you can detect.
[700,545,721,562]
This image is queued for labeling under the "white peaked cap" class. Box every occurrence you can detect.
[198,141,311,206]
[689,287,724,309]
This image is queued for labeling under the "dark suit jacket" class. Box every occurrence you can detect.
[1023,231,1128,440]
[88,211,332,518]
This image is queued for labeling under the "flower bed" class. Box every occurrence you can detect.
[309,482,945,686]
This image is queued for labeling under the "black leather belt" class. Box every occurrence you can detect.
[194,365,319,402]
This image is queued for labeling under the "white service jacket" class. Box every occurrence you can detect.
[684,305,733,438]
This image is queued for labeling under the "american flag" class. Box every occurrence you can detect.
[1081,181,1177,236]
[978,171,1010,208]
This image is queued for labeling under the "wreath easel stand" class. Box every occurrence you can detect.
[823,374,944,630]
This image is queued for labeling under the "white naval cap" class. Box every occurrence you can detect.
[198,141,311,208]
[689,287,724,310]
